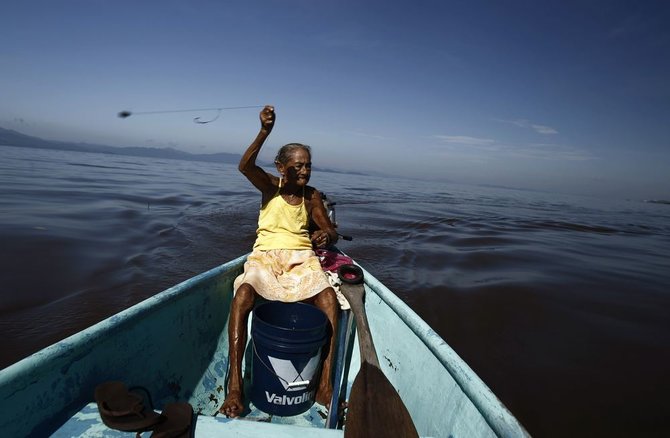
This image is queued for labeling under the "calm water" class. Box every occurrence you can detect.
[1,145,669,437]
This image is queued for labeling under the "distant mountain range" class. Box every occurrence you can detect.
[0,126,242,164]
[0,126,365,176]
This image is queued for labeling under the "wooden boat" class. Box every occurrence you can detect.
[0,254,529,437]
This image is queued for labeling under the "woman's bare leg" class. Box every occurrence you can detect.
[311,286,339,406]
[220,283,257,417]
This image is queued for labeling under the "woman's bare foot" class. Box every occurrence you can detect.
[219,390,244,418]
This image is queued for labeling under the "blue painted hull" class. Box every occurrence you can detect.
[0,255,529,437]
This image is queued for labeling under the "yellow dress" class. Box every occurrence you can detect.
[233,186,331,302]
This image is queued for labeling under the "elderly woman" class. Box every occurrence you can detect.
[220,106,339,418]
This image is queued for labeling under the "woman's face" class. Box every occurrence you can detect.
[280,148,312,186]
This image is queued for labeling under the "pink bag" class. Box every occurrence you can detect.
[315,249,354,272]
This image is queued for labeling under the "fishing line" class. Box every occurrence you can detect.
[118,105,265,124]
[194,109,221,124]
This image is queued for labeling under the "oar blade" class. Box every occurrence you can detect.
[345,362,419,438]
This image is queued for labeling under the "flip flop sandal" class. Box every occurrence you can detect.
[94,381,165,432]
[150,402,194,438]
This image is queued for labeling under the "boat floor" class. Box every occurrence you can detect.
[54,402,437,437]
[52,364,338,437]
[52,402,343,437]
[51,296,351,437]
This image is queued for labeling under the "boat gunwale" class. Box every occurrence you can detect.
[359,265,530,438]
[0,255,247,381]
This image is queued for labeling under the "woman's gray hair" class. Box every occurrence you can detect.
[274,143,311,165]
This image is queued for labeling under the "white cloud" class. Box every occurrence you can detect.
[432,135,496,146]
[496,118,559,135]
[531,124,558,135]
[431,134,595,162]
[514,143,596,161]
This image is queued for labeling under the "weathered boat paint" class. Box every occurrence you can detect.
[0,255,529,437]
[0,255,245,437]
[356,266,529,437]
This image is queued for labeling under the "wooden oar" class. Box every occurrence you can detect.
[338,265,419,438]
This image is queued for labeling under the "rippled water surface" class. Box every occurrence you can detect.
[1,145,669,437]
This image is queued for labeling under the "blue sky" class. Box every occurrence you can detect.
[1,0,668,199]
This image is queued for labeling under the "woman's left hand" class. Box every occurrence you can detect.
[311,230,331,248]
[260,105,275,132]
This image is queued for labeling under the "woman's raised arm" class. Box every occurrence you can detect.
[238,105,277,193]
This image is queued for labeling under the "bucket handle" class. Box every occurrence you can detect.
[287,381,311,390]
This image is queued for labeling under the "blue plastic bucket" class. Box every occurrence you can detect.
[249,301,328,416]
